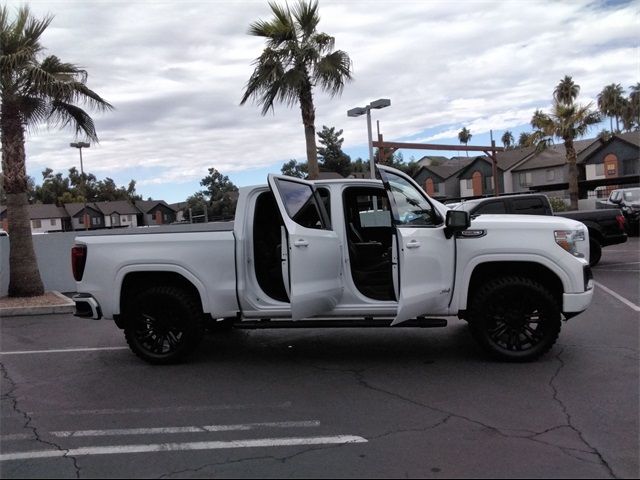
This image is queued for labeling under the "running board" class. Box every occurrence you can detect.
[234,317,448,329]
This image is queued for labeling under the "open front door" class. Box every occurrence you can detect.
[378,166,456,326]
[268,175,343,320]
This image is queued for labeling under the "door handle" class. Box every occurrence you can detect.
[293,239,309,247]
[406,240,421,249]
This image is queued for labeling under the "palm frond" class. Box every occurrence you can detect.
[49,100,99,142]
[313,50,352,96]
[293,0,319,38]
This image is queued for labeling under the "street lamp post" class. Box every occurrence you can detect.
[70,142,90,230]
[347,98,391,179]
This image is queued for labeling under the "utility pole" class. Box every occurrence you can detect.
[70,142,90,230]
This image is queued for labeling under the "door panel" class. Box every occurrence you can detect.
[268,175,343,320]
[392,227,455,325]
[378,166,456,325]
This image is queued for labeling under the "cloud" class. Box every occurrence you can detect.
[7,0,637,200]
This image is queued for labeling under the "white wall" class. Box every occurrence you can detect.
[586,164,605,181]
[30,218,63,234]
[459,179,473,198]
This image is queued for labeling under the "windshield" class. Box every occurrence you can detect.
[622,188,640,202]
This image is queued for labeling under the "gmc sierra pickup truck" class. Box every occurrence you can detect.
[73,166,593,364]
[454,194,627,266]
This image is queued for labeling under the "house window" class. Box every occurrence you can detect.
[595,163,604,176]
[484,176,493,191]
[51,218,57,226]
[519,172,532,187]
[32,219,41,228]
[92,217,100,226]
[546,169,555,181]
[465,179,473,189]
[79,216,84,224]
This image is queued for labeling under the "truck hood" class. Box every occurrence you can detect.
[469,214,589,259]
[470,214,585,231]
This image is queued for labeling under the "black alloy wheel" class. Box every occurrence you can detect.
[468,276,561,362]
[124,286,204,364]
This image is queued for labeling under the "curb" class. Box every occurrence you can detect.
[0,291,75,317]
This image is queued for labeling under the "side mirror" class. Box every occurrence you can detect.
[445,210,470,239]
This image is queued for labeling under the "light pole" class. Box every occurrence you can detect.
[70,142,90,230]
[347,98,391,179]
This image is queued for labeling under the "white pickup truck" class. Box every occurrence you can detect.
[72,166,593,364]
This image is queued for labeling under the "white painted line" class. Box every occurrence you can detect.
[53,421,321,438]
[0,347,128,356]
[0,434,33,441]
[595,281,640,312]
[17,402,292,418]
[0,435,368,461]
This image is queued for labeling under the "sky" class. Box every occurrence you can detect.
[8,0,640,203]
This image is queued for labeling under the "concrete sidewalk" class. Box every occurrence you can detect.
[0,291,74,317]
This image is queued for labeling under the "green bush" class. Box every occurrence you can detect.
[549,196,568,212]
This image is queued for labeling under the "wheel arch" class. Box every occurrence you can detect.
[459,260,566,314]
[114,266,207,323]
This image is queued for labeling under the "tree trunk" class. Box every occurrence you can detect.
[564,138,579,211]
[1,102,45,297]
[299,81,319,180]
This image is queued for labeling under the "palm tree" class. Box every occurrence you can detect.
[1,6,112,297]
[518,132,532,147]
[240,0,352,179]
[597,83,625,133]
[501,130,514,149]
[458,127,472,157]
[530,101,600,210]
[553,75,580,106]
[629,82,640,130]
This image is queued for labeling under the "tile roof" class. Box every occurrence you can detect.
[63,202,101,217]
[417,158,475,180]
[513,138,596,171]
[135,200,176,213]
[495,146,537,170]
[94,200,139,215]
[28,204,69,219]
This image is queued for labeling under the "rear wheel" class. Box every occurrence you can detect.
[468,276,561,362]
[123,286,204,364]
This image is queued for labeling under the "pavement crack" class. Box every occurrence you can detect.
[157,455,278,479]
[542,348,618,479]
[0,361,82,479]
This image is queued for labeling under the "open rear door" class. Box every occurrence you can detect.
[268,174,343,320]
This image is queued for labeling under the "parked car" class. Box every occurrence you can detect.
[597,187,640,235]
[454,194,627,266]
[72,166,593,364]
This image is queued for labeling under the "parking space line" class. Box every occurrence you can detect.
[0,347,128,356]
[0,435,368,461]
[53,421,321,437]
[595,281,640,312]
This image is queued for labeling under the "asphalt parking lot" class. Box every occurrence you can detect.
[1,237,638,479]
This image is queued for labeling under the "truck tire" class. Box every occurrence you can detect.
[589,237,602,267]
[123,286,204,364]
[468,276,561,362]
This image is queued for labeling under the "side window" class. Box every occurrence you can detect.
[475,201,506,214]
[274,178,325,230]
[317,187,331,224]
[512,198,545,214]
[383,170,441,226]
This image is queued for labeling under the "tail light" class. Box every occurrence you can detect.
[616,214,626,232]
[71,244,87,281]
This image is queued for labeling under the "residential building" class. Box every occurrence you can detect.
[456,156,504,198]
[135,200,177,225]
[28,204,69,233]
[64,203,106,230]
[94,201,139,228]
[413,158,473,199]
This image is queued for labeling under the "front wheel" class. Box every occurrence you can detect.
[123,286,204,364]
[468,276,561,362]
[589,237,602,267]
